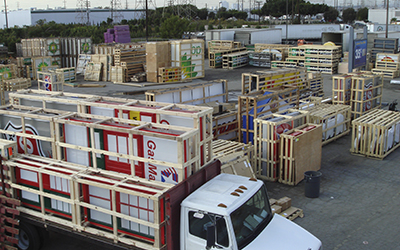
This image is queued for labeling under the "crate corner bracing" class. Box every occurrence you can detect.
[253,108,309,182]
[351,109,400,159]
[8,89,214,169]
[170,39,205,80]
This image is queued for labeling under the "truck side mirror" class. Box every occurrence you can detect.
[206,224,216,249]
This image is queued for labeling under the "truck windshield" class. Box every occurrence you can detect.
[230,185,272,249]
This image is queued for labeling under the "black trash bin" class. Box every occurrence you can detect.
[304,171,322,198]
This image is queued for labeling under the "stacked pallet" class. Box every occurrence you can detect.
[249,52,272,68]
[371,53,400,78]
[104,28,114,43]
[371,38,398,62]
[208,40,241,51]
[222,51,249,69]
[114,47,146,81]
[3,78,32,91]
[114,25,131,43]
[351,109,400,159]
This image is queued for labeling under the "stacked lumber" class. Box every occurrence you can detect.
[114,47,146,82]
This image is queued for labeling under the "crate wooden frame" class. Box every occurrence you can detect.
[371,68,399,79]
[350,74,383,119]
[110,65,126,84]
[209,47,247,68]
[351,109,400,159]
[170,39,205,80]
[4,154,172,250]
[3,78,31,91]
[37,71,63,92]
[271,61,298,68]
[375,61,400,70]
[253,109,309,181]
[145,79,228,105]
[238,86,301,144]
[90,54,113,82]
[332,74,353,105]
[158,66,182,83]
[53,113,201,182]
[241,68,308,95]
[55,67,76,83]
[0,64,18,80]
[9,89,214,166]
[84,62,102,81]
[210,139,255,178]
[0,139,18,194]
[222,51,249,69]
[303,104,351,145]
[279,123,322,185]
[208,40,242,50]
[213,110,239,141]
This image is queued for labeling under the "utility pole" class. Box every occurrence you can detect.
[4,0,8,29]
[146,0,148,42]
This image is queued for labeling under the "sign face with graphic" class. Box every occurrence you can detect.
[3,121,47,157]
[354,39,367,68]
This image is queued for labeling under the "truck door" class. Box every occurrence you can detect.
[186,210,232,250]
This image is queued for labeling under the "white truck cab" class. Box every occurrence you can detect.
[180,174,322,250]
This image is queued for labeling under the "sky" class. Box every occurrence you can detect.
[4,0,382,12]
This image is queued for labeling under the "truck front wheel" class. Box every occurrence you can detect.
[18,223,41,250]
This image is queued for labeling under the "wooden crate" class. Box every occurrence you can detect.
[279,123,322,185]
[56,67,76,83]
[375,52,400,63]
[285,57,305,66]
[222,51,249,69]
[213,110,238,141]
[90,54,113,81]
[249,52,272,68]
[305,63,338,74]
[303,104,351,145]
[4,154,172,250]
[253,109,309,181]
[350,74,383,119]
[170,39,204,80]
[158,66,182,83]
[375,61,400,70]
[371,68,399,79]
[146,41,171,83]
[239,86,301,144]
[145,79,228,105]
[351,109,400,159]
[271,61,298,68]
[110,65,126,83]
[332,74,354,105]
[208,40,242,50]
[209,47,247,68]
[211,139,255,178]
[241,68,308,95]
[3,78,31,91]
[53,113,200,183]
[307,72,323,97]
[37,71,63,92]
[9,89,214,167]
[84,62,102,81]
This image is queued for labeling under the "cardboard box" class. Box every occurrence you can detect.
[277,197,292,211]
[271,204,282,214]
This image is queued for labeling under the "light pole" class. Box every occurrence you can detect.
[386,0,389,38]
[256,1,262,24]
[4,0,8,29]
[286,0,288,44]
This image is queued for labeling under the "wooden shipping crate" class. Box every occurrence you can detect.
[350,74,383,119]
[371,68,399,79]
[3,78,32,91]
[222,51,249,69]
[0,64,18,80]
[158,66,182,83]
[53,113,200,184]
[238,86,301,144]
[146,41,171,83]
[303,104,351,145]
[208,40,242,50]
[145,79,228,105]
[211,139,255,178]
[170,39,204,80]
[271,61,298,68]
[253,109,309,181]
[84,62,102,81]
[37,71,63,92]
[209,47,247,68]
[9,89,214,167]
[56,67,76,83]
[4,154,172,250]
[110,65,126,83]
[241,68,308,95]
[212,110,238,141]
[375,53,400,63]
[279,123,322,185]
[90,54,113,81]
[332,74,353,105]
[351,109,400,159]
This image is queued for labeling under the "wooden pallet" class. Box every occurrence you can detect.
[271,61,298,68]
[279,207,304,221]
[371,68,399,79]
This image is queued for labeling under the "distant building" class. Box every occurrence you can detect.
[0,9,31,28]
